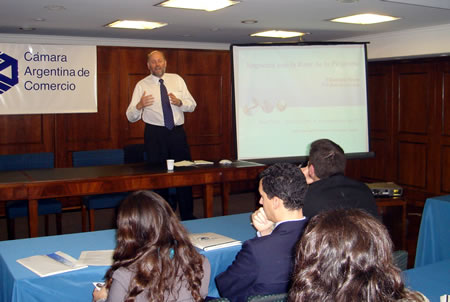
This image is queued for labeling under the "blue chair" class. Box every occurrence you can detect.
[393,250,408,271]
[123,143,147,163]
[0,152,62,239]
[72,149,128,232]
[247,293,287,302]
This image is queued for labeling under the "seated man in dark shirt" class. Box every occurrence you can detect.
[301,138,380,219]
[215,163,309,302]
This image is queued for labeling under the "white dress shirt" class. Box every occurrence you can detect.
[126,73,196,126]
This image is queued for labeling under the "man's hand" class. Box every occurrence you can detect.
[251,207,275,236]
[136,91,155,110]
[301,166,314,184]
[169,93,182,107]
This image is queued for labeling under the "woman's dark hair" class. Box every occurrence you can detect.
[289,208,425,302]
[104,190,204,302]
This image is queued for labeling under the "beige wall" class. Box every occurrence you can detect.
[335,23,450,60]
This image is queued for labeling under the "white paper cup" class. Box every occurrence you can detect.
[166,159,175,170]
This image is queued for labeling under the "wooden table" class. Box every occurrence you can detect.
[0,161,266,238]
[375,197,407,250]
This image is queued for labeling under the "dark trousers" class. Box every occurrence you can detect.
[144,123,194,220]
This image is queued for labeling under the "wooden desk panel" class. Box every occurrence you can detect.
[376,197,407,250]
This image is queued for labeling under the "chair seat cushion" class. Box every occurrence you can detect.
[6,199,62,219]
[82,192,128,210]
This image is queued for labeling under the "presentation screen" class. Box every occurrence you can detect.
[232,43,370,163]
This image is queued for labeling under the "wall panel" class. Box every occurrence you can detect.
[0,115,54,154]
[397,72,430,135]
[368,70,390,133]
[441,145,450,193]
[360,138,389,181]
[397,141,427,188]
[442,69,450,136]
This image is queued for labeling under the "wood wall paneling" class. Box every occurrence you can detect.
[123,73,147,142]
[441,65,450,137]
[396,141,427,189]
[54,47,120,167]
[393,62,437,196]
[438,61,450,194]
[0,115,54,154]
[441,145,450,193]
[360,63,395,182]
[184,75,223,142]
[360,138,389,181]
[177,50,232,160]
[368,69,390,133]
[397,71,430,135]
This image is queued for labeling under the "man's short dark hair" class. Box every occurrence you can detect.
[308,139,346,179]
[259,162,307,210]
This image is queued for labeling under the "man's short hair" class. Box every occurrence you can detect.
[308,139,346,179]
[259,162,307,210]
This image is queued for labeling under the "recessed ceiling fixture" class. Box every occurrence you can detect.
[330,13,400,24]
[241,20,258,24]
[44,4,66,11]
[20,26,36,31]
[106,20,168,30]
[156,0,240,12]
[251,30,307,39]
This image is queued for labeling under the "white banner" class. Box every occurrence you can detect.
[0,43,97,114]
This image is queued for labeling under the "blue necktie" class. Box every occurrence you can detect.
[159,79,175,130]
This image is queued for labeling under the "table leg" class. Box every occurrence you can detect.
[203,184,214,218]
[28,199,39,238]
[221,182,230,216]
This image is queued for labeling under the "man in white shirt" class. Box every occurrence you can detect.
[126,50,197,220]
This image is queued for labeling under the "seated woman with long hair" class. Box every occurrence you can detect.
[288,208,428,302]
[92,190,210,302]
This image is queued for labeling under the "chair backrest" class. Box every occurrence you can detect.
[393,250,408,271]
[0,152,54,171]
[123,144,147,164]
[247,293,287,302]
[72,149,124,167]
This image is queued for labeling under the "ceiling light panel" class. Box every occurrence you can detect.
[251,30,306,38]
[157,0,240,12]
[106,20,168,30]
[330,13,400,24]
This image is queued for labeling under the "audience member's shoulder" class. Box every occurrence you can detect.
[335,174,372,189]
[201,255,211,273]
[112,266,134,284]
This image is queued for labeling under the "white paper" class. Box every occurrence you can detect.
[17,251,88,277]
[193,160,214,165]
[78,250,114,266]
[174,160,195,167]
[174,160,214,167]
[189,232,241,251]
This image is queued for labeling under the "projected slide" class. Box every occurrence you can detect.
[232,43,369,161]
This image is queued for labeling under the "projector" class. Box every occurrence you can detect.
[366,182,403,197]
